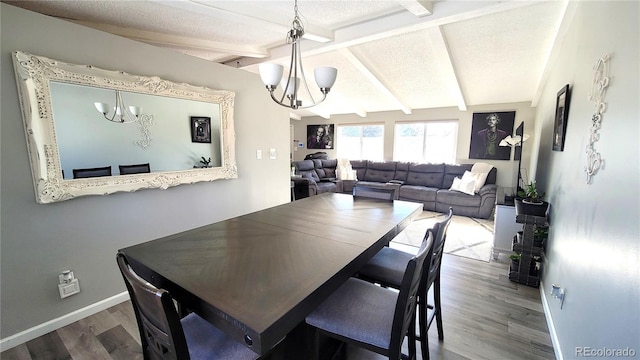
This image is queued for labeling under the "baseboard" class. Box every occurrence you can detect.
[0,291,129,352]
[540,279,563,360]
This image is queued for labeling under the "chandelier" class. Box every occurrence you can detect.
[94,90,140,123]
[258,0,337,109]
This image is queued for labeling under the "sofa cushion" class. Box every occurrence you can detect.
[295,160,320,181]
[405,163,445,187]
[449,175,476,196]
[442,164,472,189]
[394,162,410,182]
[363,161,397,183]
[316,181,338,194]
[350,160,368,181]
[320,159,338,179]
[436,189,482,207]
[398,185,438,202]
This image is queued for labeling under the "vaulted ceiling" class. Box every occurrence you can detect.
[4,0,571,119]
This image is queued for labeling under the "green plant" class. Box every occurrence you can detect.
[534,226,549,239]
[517,180,544,203]
[509,253,521,261]
[193,156,212,168]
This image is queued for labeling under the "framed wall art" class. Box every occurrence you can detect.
[191,116,211,143]
[553,84,570,151]
[469,111,515,160]
[307,124,334,149]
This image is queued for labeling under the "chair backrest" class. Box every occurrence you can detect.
[72,166,112,179]
[116,253,190,360]
[352,185,397,201]
[119,163,151,175]
[424,207,453,290]
[388,230,435,359]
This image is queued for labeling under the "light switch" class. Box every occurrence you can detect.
[269,148,276,159]
[256,150,262,160]
[58,279,80,299]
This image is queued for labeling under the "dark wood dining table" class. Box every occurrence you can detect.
[119,192,423,357]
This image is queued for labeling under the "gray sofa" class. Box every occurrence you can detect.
[292,159,497,219]
[292,159,343,197]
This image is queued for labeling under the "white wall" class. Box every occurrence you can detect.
[1,3,290,344]
[533,1,639,358]
[293,102,537,192]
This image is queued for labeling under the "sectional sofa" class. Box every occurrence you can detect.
[292,159,497,219]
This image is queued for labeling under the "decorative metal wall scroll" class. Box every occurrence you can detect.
[585,53,610,184]
[135,114,155,149]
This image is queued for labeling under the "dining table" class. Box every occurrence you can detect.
[119,192,423,357]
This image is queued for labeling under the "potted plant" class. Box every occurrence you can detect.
[509,253,538,276]
[515,181,549,217]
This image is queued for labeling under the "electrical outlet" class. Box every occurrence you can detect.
[269,148,276,159]
[58,270,80,299]
[256,150,262,159]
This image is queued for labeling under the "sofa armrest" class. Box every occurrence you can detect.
[291,177,311,186]
[478,184,497,196]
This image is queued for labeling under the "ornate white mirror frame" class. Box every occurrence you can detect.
[12,51,237,204]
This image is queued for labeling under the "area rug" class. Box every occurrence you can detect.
[391,211,494,262]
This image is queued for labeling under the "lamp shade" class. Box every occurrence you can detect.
[94,102,109,114]
[128,106,141,116]
[259,63,284,87]
[284,78,300,97]
[314,67,338,89]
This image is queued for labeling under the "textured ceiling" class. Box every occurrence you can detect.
[3,0,570,119]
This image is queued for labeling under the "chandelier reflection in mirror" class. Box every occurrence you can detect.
[94,89,141,123]
[258,0,337,109]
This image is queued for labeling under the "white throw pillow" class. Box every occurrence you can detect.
[462,170,488,193]
[450,176,476,196]
[470,163,494,193]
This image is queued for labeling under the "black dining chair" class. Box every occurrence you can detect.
[72,166,112,179]
[119,163,151,175]
[305,230,435,360]
[352,184,397,201]
[116,253,259,360]
[357,207,453,360]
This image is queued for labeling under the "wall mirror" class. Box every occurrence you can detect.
[12,51,237,204]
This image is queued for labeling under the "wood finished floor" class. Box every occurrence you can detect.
[1,252,555,360]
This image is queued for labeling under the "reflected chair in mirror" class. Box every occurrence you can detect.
[72,166,112,179]
[357,207,453,360]
[119,163,151,175]
[116,253,260,360]
[305,232,434,360]
[352,184,398,201]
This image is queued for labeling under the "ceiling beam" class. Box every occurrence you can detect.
[70,20,268,58]
[430,26,467,111]
[397,0,433,17]
[341,49,412,115]
[234,0,537,67]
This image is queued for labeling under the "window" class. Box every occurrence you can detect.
[393,121,458,164]
[336,124,384,160]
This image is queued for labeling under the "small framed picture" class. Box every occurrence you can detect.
[553,84,570,151]
[191,116,211,143]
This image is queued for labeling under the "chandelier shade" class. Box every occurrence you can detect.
[259,63,284,88]
[314,67,338,92]
[258,0,337,109]
[94,89,140,124]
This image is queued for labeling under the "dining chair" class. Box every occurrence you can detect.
[352,184,397,201]
[72,166,112,179]
[357,207,453,360]
[119,163,151,175]
[116,253,259,360]
[305,231,435,360]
